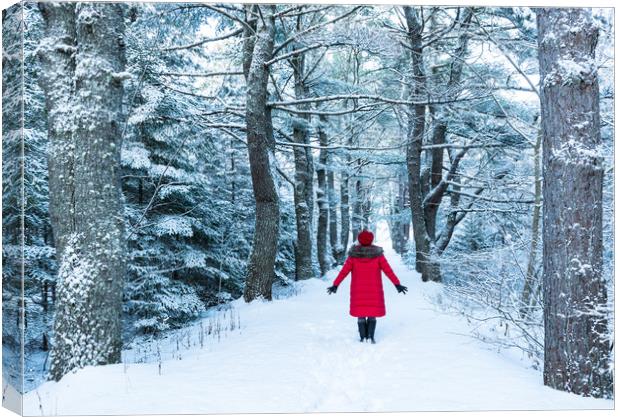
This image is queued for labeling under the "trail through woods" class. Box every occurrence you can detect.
[24,224,612,414]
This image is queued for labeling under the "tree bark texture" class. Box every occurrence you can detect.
[537,7,612,398]
[404,6,440,282]
[243,5,280,301]
[38,3,77,256]
[424,8,472,249]
[38,2,127,381]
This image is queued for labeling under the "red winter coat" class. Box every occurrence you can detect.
[332,245,401,318]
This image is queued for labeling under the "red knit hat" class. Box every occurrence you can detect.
[358,230,374,246]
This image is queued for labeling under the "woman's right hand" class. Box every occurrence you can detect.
[327,285,338,294]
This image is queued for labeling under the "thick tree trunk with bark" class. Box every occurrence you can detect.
[537,8,612,398]
[404,6,440,282]
[403,7,474,282]
[424,8,472,245]
[243,5,280,301]
[425,114,446,241]
[38,2,127,381]
[37,3,76,256]
[316,117,329,275]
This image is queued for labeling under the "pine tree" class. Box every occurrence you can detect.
[3,3,57,389]
[38,2,128,381]
[537,7,612,398]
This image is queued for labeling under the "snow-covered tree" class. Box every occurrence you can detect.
[3,2,57,390]
[537,7,612,398]
[38,2,128,381]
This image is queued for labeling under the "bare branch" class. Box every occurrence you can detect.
[272,6,363,56]
[268,93,488,108]
[160,28,244,52]
[157,71,244,77]
[446,189,535,204]
[266,41,348,66]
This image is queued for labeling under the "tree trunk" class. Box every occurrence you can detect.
[404,6,440,282]
[243,5,280,302]
[537,8,612,398]
[425,114,446,241]
[290,40,314,280]
[351,177,363,241]
[424,8,473,244]
[390,171,409,254]
[400,177,410,250]
[242,5,258,80]
[38,2,127,381]
[520,126,542,319]
[344,50,361,252]
[389,188,403,253]
[339,170,350,262]
[362,187,371,229]
[316,117,329,275]
[327,152,339,263]
[37,3,76,256]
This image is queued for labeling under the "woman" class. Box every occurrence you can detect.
[327,229,408,343]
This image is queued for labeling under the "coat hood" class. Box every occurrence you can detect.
[348,244,384,259]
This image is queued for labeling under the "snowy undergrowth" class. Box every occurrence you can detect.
[123,305,243,366]
[24,236,612,414]
[122,279,305,366]
[426,281,545,372]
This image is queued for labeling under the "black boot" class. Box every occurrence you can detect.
[367,317,377,344]
[357,318,367,342]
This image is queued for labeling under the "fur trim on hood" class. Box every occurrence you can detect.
[348,244,384,259]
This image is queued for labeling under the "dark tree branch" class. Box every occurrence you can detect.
[160,28,244,51]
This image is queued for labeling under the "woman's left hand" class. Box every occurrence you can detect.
[395,284,408,294]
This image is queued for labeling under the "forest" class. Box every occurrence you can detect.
[1,2,615,408]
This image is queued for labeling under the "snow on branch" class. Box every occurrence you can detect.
[157,71,244,78]
[446,189,536,204]
[268,93,487,108]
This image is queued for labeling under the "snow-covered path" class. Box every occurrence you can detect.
[24,229,613,414]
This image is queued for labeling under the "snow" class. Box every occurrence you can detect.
[120,144,150,170]
[23,224,612,414]
[551,138,603,166]
[544,58,598,88]
[153,216,193,237]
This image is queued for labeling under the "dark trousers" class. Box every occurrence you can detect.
[357,317,377,341]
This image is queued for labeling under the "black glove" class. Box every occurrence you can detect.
[327,285,338,294]
[396,284,408,294]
